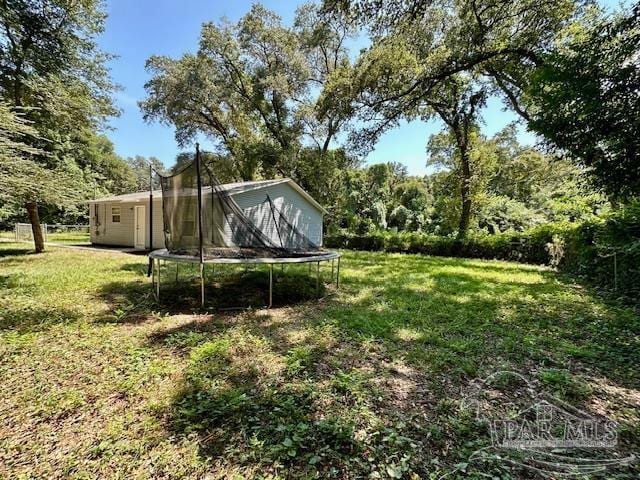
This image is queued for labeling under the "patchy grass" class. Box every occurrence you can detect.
[0,243,638,479]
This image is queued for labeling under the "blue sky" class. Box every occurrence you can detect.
[98,0,624,176]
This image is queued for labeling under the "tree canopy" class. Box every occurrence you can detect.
[323,0,577,149]
[0,0,120,250]
[0,102,87,248]
[0,102,81,206]
[141,3,354,181]
[525,4,640,200]
[0,0,635,251]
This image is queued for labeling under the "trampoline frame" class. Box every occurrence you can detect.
[149,248,341,308]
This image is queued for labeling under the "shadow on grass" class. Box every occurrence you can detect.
[139,251,640,476]
[0,247,33,258]
[119,262,148,275]
[96,263,328,323]
[0,303,82,332]
[169,345,359,476]
[155,309,431,477]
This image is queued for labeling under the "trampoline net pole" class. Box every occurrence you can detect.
[195,143,204,265]
[156,143,324,257]
[147,165,153,277]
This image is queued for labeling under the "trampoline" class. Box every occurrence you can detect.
[149,248,340,307]
[148,144,341,307]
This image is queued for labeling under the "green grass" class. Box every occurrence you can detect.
[45,231,91,244]
[1,230,90,244]
[0,243,638,478]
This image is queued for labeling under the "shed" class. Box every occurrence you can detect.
[88,178,326,250]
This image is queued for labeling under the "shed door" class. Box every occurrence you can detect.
[134,205,146,250]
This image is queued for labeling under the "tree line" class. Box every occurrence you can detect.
[1,0,637,252]
[141,0,637,237]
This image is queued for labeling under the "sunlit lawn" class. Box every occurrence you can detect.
[0,230,90,244]
[0,243,638,478]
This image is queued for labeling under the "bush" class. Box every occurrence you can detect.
[561,202,640,299]
[325,226,571,264]
[325,203,640,303]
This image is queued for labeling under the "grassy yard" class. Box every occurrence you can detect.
[0,230,90,245]
[0,243,638,479]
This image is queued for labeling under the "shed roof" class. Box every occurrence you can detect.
[89,178,327,214]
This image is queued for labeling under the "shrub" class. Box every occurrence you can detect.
[325,202,640,303]
[325,228,564,264]
[561,202,640,299]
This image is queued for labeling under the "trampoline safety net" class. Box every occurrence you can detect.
[157,151,320,258]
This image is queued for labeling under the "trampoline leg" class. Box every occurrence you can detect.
[175,263,179,283]
[268,264,273,308]
[331,259,335,282]
[316,261,320,297]
[156,259,160,301]
[151,258,156,300]
[200,263,205,307]
[336,257,340,288]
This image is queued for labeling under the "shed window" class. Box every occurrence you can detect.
[111,206,121,223]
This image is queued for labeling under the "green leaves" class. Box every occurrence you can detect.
[0,0,122,235]
[142,3,354,181]
[525,5,640,199]
[0,102,84,207]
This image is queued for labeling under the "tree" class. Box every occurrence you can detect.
[336,163,399,232]
[290,146,359,222]
[426,124,606,234]
[126,155,166,191]
[324,0,577,119]
[0,0,117,252]
[141,3,354,181]
[294,3,355,153]
[393,179,430,212]
[75,131,136,196]
[173,151,237,184]
[0,103,84,251]
[390,178,432,231]
[427,77,486,236]
[525,5,640,200]
[323,0,578,235]
[327,0,638,202]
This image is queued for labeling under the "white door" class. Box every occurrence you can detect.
[134,205,146,250]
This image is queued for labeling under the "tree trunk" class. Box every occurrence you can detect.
[26,201,45,253]
[452,126,472,239]
[458,146,472,238]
